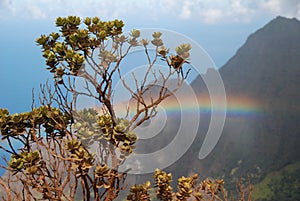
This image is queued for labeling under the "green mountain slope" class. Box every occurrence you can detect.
[253,161,300,201]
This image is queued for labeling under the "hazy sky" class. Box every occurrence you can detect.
[0,0,299,113]
[1,0,299,22]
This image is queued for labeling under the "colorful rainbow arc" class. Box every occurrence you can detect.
[111,95,264,118]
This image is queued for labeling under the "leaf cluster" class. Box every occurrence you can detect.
[65,139,94,172]
[94,164,114,189]
[36,16,124,82]
[126,169,234,201]
[127,181,151,201]
[97,115,137,154]
[154,169,173,201]
[158,44,191,70]
[74,109,138,156]
[9,150,42,174]
[0,16,195,201]
[0,106,70,139]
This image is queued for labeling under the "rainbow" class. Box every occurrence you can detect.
[224,95,263,117]
[110,94,264,119]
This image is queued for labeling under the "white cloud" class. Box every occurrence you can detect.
[200,8,223,24]
[0,0,11,7]
[0,0,14,18]
[259,0,281,13]
[25,4,46,19]
[254,0,300,19]
[0,0,299,24]
[179,1,193,19]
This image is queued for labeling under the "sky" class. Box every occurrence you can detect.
[0,0,300,114]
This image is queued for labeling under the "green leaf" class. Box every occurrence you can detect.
[56,17,66,26]
[92,17,100,24]
[175,43,192,56]
[84,17,91,25]
[98,30,107,39]
[66,49,74,59]
[53,42,65,55]
[67,16,79,25]
[130,29,140,38]
[50,32,60,40]
[151,38,163,47]
[152,32,162,38]
[36,35,48,45]
[77,29,87,38]
[114,19,124,29]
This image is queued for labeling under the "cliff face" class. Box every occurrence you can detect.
[180,16,300,193]
[220,16,300,101]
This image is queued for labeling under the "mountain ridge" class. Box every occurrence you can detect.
[169,16,300,200]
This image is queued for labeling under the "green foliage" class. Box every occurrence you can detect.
[36,16,191,84]
[0,106,137,200]
[94,164,110,178]
[154,169,173,201]
[127,181,151,201]
[65,139,94,171]
[0,16,196,201]
[3,102,248,200]
[253,161,300,201]
[36,16,125,82]
[176,176,194,200]
[151,32,163,47]
[9,150,41,174]
[73,108,138,156]
[72,108,102,145]
[0,106,70,177]
[94,164,113,189]
[0,106,70,139]
[125,169,244,201]
[175,44,192,59]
